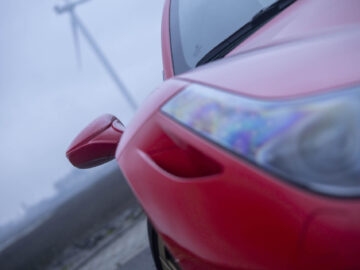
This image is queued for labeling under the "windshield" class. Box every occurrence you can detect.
[170,0,277,75]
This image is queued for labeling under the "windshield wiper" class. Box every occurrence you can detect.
[196,0,296,67]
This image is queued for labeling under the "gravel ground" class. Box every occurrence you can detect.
[0,166,157,270]
[79,217,157,270]
[48,205,150,270]
[119,248,156,270]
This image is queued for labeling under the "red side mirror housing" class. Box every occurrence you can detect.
[66,114,124,169]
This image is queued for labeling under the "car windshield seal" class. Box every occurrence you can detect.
[196,0,296,67]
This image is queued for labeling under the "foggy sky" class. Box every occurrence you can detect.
[0,0,164,225]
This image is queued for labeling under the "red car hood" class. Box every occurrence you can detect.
[179,0,360,99]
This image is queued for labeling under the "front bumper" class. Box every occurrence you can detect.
[116,79,360,270]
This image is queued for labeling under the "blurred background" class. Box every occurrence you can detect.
[0,0,164,269]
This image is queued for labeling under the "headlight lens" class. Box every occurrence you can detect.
[162,84,360,197]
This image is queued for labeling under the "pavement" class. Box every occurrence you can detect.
[120,249,156,270]
[77,218,156,270]
[0,165,157,270]
[47,207,156,270]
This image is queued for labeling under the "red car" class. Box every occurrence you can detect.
[66,0,360,269]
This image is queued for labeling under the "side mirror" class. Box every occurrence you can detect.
[66,114,124,169]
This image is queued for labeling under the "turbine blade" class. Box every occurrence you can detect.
[70,11,82,68]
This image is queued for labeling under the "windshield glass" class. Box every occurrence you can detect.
[170,0,277,75]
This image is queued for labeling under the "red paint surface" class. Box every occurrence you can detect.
[116,0,360,267]
[67,114,124,169]
[227,0,360,58]
[68,0,360,268]
[118,106,360,269]
[180,28,360,100]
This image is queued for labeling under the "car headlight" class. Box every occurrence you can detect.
[162,84,360,197]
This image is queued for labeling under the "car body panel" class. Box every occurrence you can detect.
[298,209,360,270]
[117,91,360,269]
[162,0,360,82]
[179,27,360,100]
[116,0,360,269]
[228,0,360,57]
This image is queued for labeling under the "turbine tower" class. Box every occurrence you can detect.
[55,0,138,111]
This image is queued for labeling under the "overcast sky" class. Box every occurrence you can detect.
[0,0,163,225]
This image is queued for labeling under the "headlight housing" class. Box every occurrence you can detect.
[162,84,360,197]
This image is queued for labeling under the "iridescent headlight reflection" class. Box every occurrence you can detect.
[162,84,360,197]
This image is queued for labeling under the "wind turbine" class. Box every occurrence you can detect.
[54,0,138,111]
